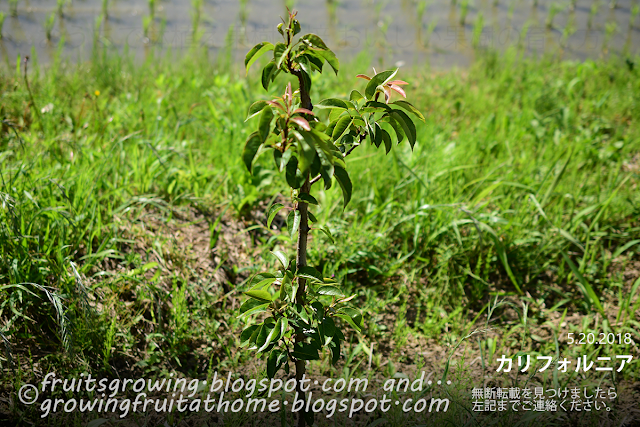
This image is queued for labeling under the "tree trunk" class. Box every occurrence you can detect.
[295,177,310,427]
[293,69,312,427]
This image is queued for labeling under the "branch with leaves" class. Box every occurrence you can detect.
[239,9,424,427]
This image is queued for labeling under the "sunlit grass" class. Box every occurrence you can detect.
[0,33,639,426]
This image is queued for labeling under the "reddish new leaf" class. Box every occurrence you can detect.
[389,84,407,98]
[293,108,315,116]
[290,116,311,131]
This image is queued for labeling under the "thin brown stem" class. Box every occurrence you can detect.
[290,44,312,427]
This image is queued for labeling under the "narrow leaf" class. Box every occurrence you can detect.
[242,131,262,173]
[299,266,323,282]
[317,285,344,296]
[267,203,285,228]
[258,108,274,142]
[237,302,270,319]
[331,116,353,141]
[392,100,425,122]
[319,226,335,243]
[334,166,352,208]
[287,210,301,238]
[316,49,339,74]
[298,193,318,205]
[390,110,417,149]
[317,98,349,109]
[270,250,289,269]
[246,100,268,121]
[294,131,316,174]
[244,289,272,302]
[245,42,275,73]
[302,34,329,50]
[292,342,320,360]
[561,251,605,316]
[261,62,277,90]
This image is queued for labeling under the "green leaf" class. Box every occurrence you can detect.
[276,44,292,70]
[279,276,293,301]
[319,226,335,243]
[246,100,268,121]
[317,285,344,296]
[237,302,270,319]
[391,100,425,122]
[250,277,277,290]
[267,203,285,228]
[273,149,292,173]
[267,348,287,378]
[381,127,392,154]
[273,42,286,66]
[258,107,274,142]
[253,321,274,351]
[330,338,341,364]
[335,314,359,332]
[316,49,339,75]
[323,317,336,339]
[240,324,260,347]
[308,211,318,223]
[390,110,417,149]
[244,289,272,302]
[301,70,312,93]
[350,90,364,103]
[305,128,335,174]
[317,98,349,109]
[287,209,301,238]
[561,251,605,316]
[293,303,310,324]
[365,69,397,99]
[294,131,316,174]
[331,116,353,141]
[387,115,406,144]
[245,42,274,73]
[334,165,352,208]
[259,318,282,353]
[292,342,320,360]
[297,54,312,75]
[298,193,318,205]
[299,266,323,282]
[311,301,325,321]
[266,349,278,378]
[286,157,305,189]
[270,250,289,269]
[279,317,288,339]
[302,53,324,72]
[240,297,265,314]
[261,61,277,90]
[363,100,392,112]
[339,307,363,328]
[242,131,263,173]
[302,34,329,50]
[249,272,276,286]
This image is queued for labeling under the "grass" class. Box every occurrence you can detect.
[0,39,639,426]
